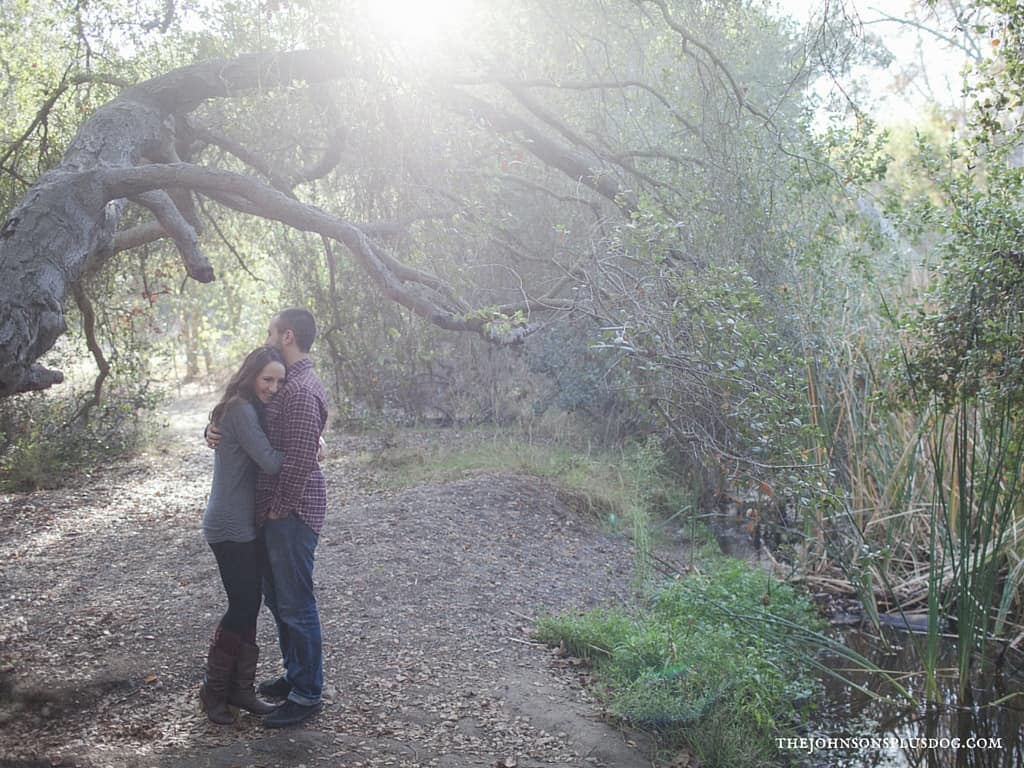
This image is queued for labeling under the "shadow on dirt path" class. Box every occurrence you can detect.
[0,397,677,767]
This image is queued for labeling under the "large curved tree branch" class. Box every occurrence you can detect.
[131,189,212,280]
[2,47,609,396]
[99,163,547,330]
[0,49,348,395]
[111,220,167,252]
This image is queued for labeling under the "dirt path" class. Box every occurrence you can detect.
[0,391,670,767]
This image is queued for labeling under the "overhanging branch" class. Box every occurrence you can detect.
[98,162,547,338]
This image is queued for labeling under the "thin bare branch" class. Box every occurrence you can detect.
[444,88,637,215]
[861,11,983,62]
[195,197,262,282]
[70,283,110,424]
[637,0,775,125]
[452,75,704,141]
[0,71,132,173]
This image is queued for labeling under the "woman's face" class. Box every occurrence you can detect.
[254,361,286,404]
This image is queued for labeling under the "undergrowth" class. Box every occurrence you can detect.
[0,385,159,492]
[535,559,823,768]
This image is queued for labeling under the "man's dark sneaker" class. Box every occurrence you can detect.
[263,699,322,728]
[257,676,292,699]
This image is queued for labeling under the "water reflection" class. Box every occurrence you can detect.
[796,629,1024,767]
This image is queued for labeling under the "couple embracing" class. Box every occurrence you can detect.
[199,308,328,729]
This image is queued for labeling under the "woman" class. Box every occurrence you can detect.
[200,346,286,724]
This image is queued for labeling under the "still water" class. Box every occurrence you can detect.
[794,629,1024,767]
[702,512,1024,767]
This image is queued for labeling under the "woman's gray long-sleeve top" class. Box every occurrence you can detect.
[202,399,283,544]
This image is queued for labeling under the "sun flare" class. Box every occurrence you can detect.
[365,0,474,53]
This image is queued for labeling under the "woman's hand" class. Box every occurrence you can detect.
[205,422,223,449]
[317,436,327,463]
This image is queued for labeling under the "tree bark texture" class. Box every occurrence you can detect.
[0,50,346,396]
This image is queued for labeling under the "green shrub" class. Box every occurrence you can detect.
[536,560,823,768]
[525,322,653,441]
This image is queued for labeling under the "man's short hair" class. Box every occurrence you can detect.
[276,308,317,352]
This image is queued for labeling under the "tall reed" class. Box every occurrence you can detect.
[930,395,1023,700]
[809,332,1024,702]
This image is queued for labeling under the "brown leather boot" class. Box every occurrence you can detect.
[199,643,237,725]
[228,643,278,714]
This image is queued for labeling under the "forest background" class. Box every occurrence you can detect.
[2,0,1024,765]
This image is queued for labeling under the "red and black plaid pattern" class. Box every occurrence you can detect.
[257,358,329,533]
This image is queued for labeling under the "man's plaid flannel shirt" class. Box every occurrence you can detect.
[256,358,329,533]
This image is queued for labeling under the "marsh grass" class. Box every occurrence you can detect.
[933,396,1023,699]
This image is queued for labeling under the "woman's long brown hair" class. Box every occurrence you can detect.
[210,346,285,424]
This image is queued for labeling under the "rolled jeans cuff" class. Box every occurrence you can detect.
[287,689,321,707]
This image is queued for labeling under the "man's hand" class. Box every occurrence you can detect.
[205,422,224,449]
[317,436,327,463]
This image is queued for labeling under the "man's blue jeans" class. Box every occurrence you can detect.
[262,515,323,706]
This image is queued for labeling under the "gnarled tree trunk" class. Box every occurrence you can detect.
[0,50,349,395]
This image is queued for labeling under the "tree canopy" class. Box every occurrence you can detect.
[0,1,855,399]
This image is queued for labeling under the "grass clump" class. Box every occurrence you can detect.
[368,430,609,489]
[368,431,691,528]
[535,559,823,768]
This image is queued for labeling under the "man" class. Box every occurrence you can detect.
[207,308,329,728]
[256,308,330,728]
